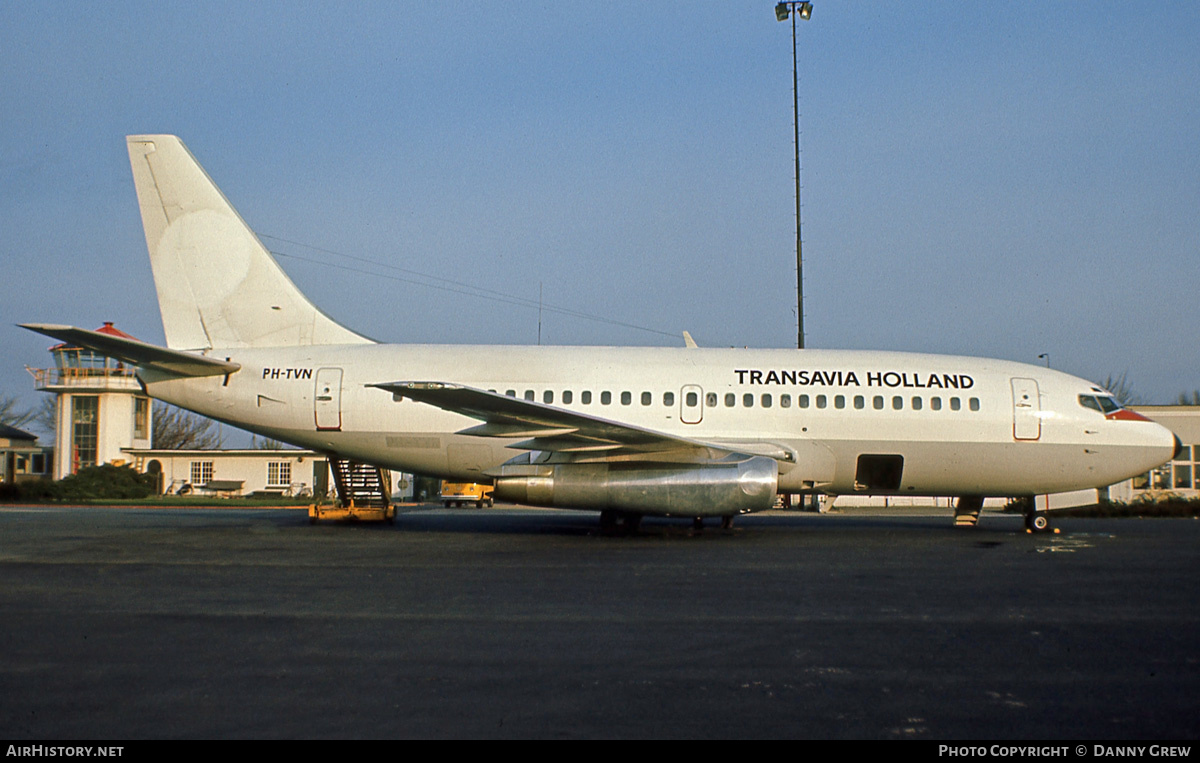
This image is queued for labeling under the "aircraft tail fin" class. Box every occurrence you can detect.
[126,135,372,350]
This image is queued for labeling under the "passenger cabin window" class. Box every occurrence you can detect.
[563,390,573,404]
[834,395,845,409]
[601,391,612,405]
[582,391,592,405]
[664,392,675,406]
[969,397,980,411]
[621,391,631,406]
[725,393,735,407]
[641,392,652,406]
[544,391,554,404]
[524,390,534,401]
[706,392,718,407]
[816,395,827,409]
[911,396,923,411]
[743,393,754,408]
[762,394,772,408]
[950,397,961,411]
[686,391,698,407]
[781,394,791,408]
[930,397,942,410]
[854,395,865,410]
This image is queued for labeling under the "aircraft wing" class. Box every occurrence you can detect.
[20,324,241,378]
[371,381,796,464]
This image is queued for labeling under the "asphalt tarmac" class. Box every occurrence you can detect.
[0,504,1197,740]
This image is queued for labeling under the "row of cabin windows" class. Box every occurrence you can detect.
[498,388,981,413]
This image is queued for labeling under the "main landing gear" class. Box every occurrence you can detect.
[599,510,642,534]
[690,516,736,532]
[597,512,738,535]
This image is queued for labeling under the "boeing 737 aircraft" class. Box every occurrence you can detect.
[22,135,1181,532]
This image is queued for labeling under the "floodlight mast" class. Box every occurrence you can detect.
[775,1,812,349]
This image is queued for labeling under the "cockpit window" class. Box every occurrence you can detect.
[1079,394,1123,414]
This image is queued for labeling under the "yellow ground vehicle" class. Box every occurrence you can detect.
[439,480,495,508]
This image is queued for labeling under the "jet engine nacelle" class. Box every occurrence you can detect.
[493,456,779,517]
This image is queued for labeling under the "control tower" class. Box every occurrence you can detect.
[28,322,152,479]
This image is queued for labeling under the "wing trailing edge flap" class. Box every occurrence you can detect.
[20,324,241,378]
[371,381,800,465]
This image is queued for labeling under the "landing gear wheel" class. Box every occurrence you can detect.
[1025,512,1052,533]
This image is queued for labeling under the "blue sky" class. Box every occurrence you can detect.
[3,1,1198,436]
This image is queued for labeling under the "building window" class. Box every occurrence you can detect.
[134,396,150,440]
[190,461,213,486]
[1174,464,1193,490]
[267,461,292,488]
[71,396,99,473]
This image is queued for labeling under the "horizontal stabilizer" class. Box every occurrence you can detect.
[20,324,240,378]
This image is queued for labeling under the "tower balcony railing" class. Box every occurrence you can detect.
[26,365,141,391]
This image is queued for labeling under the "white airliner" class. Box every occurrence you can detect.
[22,135,1180,532]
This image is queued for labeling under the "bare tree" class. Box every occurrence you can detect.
[0,394,37,430]
[1178,390,1200,406]
[251,434,288,450]
[1100,373,1139,406]
[152,403,221,449]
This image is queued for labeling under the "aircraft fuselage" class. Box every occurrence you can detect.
[141,343,1176,500]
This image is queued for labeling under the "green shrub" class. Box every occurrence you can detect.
[48,464,157,501]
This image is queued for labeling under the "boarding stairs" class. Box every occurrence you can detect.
[309,456,394,523]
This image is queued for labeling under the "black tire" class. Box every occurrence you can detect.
[1026,512,1051,533]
